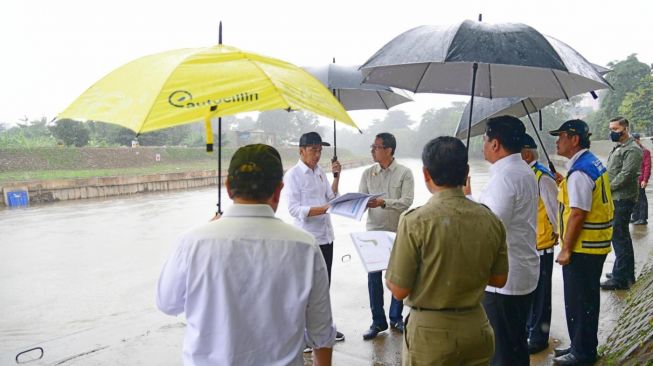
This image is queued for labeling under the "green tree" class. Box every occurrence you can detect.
[256,110,324,144]
[49,119,90,147]
[593,54,651,132]
[619,74,653,134]
[367,110,415,134]
[411,102,466,156]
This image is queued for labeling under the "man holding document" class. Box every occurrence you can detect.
[284,131,345,343]
[358,132,414,340]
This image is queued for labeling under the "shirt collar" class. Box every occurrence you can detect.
[528,160,536,167]
[566,148,589,170]
[373,158,397,174]
[428,187,465,203]
[222,204,276,218]
[617,137,636,148]
[297,159,317,174]
[489,153,522,175]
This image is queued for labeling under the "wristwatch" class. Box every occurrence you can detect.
[381,201,386,209]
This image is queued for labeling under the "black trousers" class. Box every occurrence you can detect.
[631,187,648,222]
[563,252,606,363]
[483,291,534,366]
[318,242,333,286]
[611,199,636,285]
[527,250,554,346]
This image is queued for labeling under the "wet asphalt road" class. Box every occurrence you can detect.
[1,158,651,365]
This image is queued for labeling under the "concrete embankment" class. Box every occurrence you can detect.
[600,253,653,365]
[0,159,369,207]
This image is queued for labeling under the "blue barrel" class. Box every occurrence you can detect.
[7,190,29,207]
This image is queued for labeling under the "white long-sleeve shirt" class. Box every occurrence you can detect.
[156,204,336,366]
[283,160,336,244]
[479,153,540,296]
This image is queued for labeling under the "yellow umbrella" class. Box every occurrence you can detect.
[55,41,357,213]
[57,44,356,137]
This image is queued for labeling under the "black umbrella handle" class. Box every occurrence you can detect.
[521,101,556,175]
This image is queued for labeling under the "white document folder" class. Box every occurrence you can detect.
[349,231,397,273]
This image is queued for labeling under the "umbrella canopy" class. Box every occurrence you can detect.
[360,20,610,99]
[56,44,356,132]
[56,43,358,214]
[454,96,558,139]
[304,63,413,111]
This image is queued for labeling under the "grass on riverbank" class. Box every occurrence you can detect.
[0,161,220,183]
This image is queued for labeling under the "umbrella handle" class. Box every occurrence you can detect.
[521,101,556,174]
[332,119,338,178]
[204,115,214,152]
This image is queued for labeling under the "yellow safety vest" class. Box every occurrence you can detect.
[532,162,557,250]
[557,151,613,254]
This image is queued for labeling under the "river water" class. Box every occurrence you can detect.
[0,157,644,365]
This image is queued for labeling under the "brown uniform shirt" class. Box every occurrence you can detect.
[386,187,508,310]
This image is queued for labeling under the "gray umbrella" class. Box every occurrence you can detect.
[454,96,559,172]
[360,19,611,148]
[304,62,413,176]
[454,97,558,139]
[304,63,413,111]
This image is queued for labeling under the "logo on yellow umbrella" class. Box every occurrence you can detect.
[168,90,260,109]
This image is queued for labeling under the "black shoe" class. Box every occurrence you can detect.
[554,347,572,357]
[335,331,345,342]
[605,272,613,279]
[390,320,405,334]
[553,352,595,365]
[362,324,388,340]
[600,279,630,291]
[528,341,548,354]
[634,220,648,225]
[630,218,638,223]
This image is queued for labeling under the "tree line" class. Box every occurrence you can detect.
[1,55,650,158]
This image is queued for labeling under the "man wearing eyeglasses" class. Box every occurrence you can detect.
[358,132,414,340]
[284,131,345,346]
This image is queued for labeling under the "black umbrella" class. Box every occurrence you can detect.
[454,96,559,172]
[305,60,412,176]
[360,18,611,149]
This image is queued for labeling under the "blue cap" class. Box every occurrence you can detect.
[549,119,591,137]
[522,133,538,149]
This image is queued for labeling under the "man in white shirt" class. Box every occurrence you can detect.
[156,144,335,366]
[521,134,559,355]
[467,116,539,366]
[284,131,345,342]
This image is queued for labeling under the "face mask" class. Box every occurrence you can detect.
[610,131,623,142]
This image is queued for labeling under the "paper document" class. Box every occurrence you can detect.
[327,192,383,221]
[350,231,397,273]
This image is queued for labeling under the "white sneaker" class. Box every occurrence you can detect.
[303,346,312,353]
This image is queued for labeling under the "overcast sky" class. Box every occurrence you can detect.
[2,0,652,129]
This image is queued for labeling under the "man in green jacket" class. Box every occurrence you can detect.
[601,116,643,290]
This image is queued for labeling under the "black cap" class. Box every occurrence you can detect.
[228,144,283,185]
[549,119,591,137]
[299,132,330,147]
[522,133,538,149]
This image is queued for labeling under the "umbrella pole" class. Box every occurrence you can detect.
[332,81,339,178]
[521,101,556,174]
[466,63,479,150]
[217,116,223,215]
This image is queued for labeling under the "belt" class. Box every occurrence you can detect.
[411,306,476,313]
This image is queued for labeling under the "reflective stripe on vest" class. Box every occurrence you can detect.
[557,151,614,254]
[531,162,557,250]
